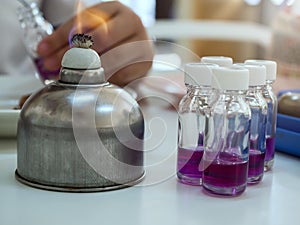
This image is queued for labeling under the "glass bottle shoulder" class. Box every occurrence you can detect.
[178,88,214,113]
[263,83,278,104]
[246,89,268,112]
[211,94,251,118]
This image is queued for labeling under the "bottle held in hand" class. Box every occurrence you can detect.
[17,0,60,84]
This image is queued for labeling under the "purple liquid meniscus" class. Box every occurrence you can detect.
[265,136,275,162]
[203,152,248,196]
[248,149,265,183]
[34,57,60,82]
[177,147,203,185]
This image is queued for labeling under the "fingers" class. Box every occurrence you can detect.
[108,61,153,87]
[37,1,121,57]
[42,46,69,70]
[101,34,154,86]
[88,4,146,54]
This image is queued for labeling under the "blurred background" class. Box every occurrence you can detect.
[148,0,300,90]
[152,0,286,61]
[2,0,299,89]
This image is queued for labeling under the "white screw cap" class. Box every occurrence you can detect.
[244,59,277,81]
[211,66,249,91]
[184,63,218,86]
[234,63,266,86]
[201,56,233,67]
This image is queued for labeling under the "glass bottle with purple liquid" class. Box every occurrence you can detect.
[241,64,268,183]
[202,66,251,196]
[17,0,60,84]
[245,60,277,171]
[177,63,217,186]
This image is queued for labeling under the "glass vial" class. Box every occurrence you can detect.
[177,63,217,186]
[202,66,251,196]
[245,60,277,171]
[201,56,233,67]
[241,64,268,183]
[17,0,60,84]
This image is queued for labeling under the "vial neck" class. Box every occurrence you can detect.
[186,85,212,96]
[248,85,264,93]
[219,90,247,97]
[265,80,274,87]
[217,90,247,103]
[264,80,275,93]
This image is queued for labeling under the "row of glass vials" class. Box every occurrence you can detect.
[177,56,278,196]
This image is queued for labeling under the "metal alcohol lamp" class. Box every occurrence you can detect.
[15,34,145,192]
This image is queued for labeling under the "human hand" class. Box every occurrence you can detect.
[37,1,153,86]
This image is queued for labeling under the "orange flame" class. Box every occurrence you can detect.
[69,0,109,46]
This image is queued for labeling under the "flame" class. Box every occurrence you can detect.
[68,0,109,47]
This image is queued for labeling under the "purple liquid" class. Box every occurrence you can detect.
[203,152,248,196]
[265,136,275,162]
[34,57,60,82]
[248,149,265,183]
[177,147,203,185]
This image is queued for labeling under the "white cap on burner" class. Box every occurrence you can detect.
[59,34,104,84]
[62,48,101,70]
[62,34,101,70]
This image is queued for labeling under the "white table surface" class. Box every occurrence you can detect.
[1,97,300,225]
